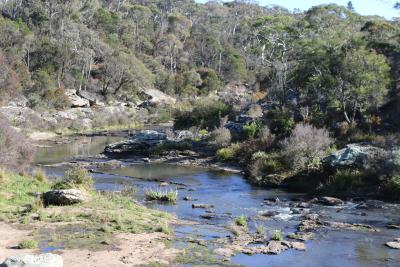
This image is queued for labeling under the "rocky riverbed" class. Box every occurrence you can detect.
[22,132,399,266]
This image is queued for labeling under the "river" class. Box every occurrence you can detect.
[34,134,400,267]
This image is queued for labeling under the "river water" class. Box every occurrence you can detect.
[35,135,400,267]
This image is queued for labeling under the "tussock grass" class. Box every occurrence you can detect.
[52,166,93,192]
[235,215,248,227]
[270,230,284,241]
[18,239,38,249]
[145,188,178,203]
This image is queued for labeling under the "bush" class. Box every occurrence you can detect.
[248,152,284,183]
[174,98,233,130]
[53,166,93,191]
[18,239,38,249]
[243,121,262,139]
[210,127,231,148]
[145,188,178,203]
[281,123,333,172]
[320,169,367,195]
[0,116,35,169]
[235,215,248,227]
[268,110,295,137]
[216,143,241,162]
[270,230,283,241]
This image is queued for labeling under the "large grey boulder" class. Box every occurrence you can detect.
[1,253,63,267]
[139,88,176,107]
[43,189,86,206]
[323,143,387,170]
[65,89,90,108]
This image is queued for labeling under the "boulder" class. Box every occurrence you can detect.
[65,89,90,108]
[139,88,176,107]
[43,189,86,206]
[1,253,63,267]
[386,238,400,249]
[105,130,170,155]
[316,196,344,206]
[323,143,386,170]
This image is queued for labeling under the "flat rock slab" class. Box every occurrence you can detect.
[386,239,400,249]
[43,189,86,206]
[1,253,63,267]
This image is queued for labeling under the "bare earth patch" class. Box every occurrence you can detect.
[0,223,34,262]
[62,232,181,266]
[0,223,181,266]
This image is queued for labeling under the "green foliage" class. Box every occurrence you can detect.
[270,230,284,241]
[320,169,367,195]
[174,99,233,130]
[53,166,93,192]
[18,239,38,249]
[235,215,248,227]
[145,188,178,203]
[268,110,295,137]
[216,143,241,162]
[243,121,262,139]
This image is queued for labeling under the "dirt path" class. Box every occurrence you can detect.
[0,223,181,266]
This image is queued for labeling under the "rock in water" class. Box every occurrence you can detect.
[1,253,63,267]
[386,238,400,249]
[43,189,86,206]
[317,197,344,206]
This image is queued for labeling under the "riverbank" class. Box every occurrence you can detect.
[0,170,183,266]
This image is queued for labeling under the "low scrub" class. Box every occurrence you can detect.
[215,143,241,162]
[281,123,333,172]
[53,166,93,192]
[174,98,233,130]
[0,116,35,169]
[235,215,248,227]
[210,127,231,148]
[18,239,38,249]
[145,188,178,203]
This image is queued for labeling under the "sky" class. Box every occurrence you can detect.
[195,0,399,19]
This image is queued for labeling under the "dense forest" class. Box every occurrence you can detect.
[0,0,398,114]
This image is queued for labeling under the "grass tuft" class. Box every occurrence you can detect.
[235,215,248,227]
[18,239,38,249]
[270,230,284,241]
[145,188,178,203]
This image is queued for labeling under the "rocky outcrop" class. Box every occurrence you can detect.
[1,253,63,267]
[105,130,167,155]
[43,189,86,206]
[65,89,90,108]
[323,143,387,170]
[139,88,176,107]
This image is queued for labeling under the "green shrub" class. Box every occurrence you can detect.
[248,152,284,183]
[53,166,93,191]
[320,169,367,195]
[268,110,295,137]
[235,215,247,227]
[385,175,400,198]
[216,143,241,162]
[174,98,233,130]
[270,230,283,241]
[18,239,38,249]
[243,121,262,139]
[145,188,178,203]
